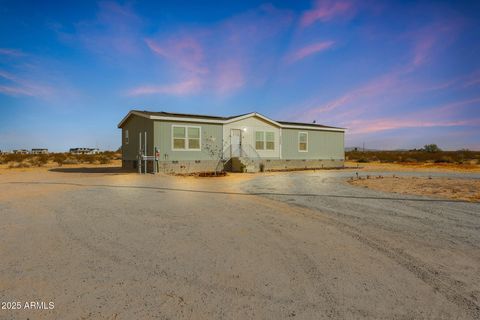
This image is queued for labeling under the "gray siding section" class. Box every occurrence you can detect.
[122,115,154,161]
[153,120,223,161]
[281,129,344,160]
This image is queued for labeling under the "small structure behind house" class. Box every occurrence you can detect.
[13,149,30,154]
[31,148,49,154]
[69,148,100,155]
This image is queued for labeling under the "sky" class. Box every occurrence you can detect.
[0,0,479,151]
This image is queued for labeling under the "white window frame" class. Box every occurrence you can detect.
[255,131,275,151]
[265,131,275,150]
[255,131,265,150]
[125,129,129,145]
[172,125,201,151]
[298,132,308,152]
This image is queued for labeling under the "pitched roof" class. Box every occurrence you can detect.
[118,110,345,131]
[131,110,250,121]
[277,120,344,130]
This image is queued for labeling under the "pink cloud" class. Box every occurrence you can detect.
[347,118,480,135]
[405,19,463,70]
[286,41,335,63]
[145,38,208,75]
[128,78,202,96]
[136,4,293,96]
[72,1,145,59]
[300,0,355,27]
[412,35,436,67]
[0,70,53,98]
[303,70,400,117]
[463,70,480,88]
[340,97,480,135]
[214,60,245,94]
[0,48,25,57]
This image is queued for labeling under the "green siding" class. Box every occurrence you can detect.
[281,129,344,160]
[154,120,223,161]
[121,115,154,161]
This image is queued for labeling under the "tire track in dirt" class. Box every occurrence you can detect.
[252,196,480,319]
[248,214,343,318]
[51,190,335,316]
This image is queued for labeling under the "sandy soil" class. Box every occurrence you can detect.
[349,176,480,202]
[345,160,480,173]
[1,168,479,319]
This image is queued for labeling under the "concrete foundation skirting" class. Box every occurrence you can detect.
[122,159,221,174]
[123,159,344,173]
[263,159,344,171]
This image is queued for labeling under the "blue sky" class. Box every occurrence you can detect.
[1,0,479,151]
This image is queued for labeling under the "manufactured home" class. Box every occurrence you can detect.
[118,110,345,173]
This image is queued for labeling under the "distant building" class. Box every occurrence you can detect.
[13,149,29,154]
[31,148,49,154]
[69,148,100,155]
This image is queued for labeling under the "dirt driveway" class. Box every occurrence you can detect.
[0,168,479,319]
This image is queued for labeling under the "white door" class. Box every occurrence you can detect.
[230,129,242,157]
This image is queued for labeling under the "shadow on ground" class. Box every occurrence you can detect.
[49,167,129,174]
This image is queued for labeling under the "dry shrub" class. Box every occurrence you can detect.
[98,155,111,164]
[346,150,480,164]
[3,153,29,163]
[63,158,79,165]
[53,154,67,166]
[9,162,31,168]
[434,156,453,163]
[30,155,49,167]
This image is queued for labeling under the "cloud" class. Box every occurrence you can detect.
[0,70,54,98]
[128,78,202,96]
[72,1,145,59]
[288,13,468,125]
[134,3,293,96]
[286,41,335,63]
[214,59,245,95]
[341,96,480,136]
[145,38,208,75]
[301,70,400,118]
[347,118,480,135]
[463,70,480,88]
[300,0,355,27]
[405,19,463,70]
[0,48,25,57]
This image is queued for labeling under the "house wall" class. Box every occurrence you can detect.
[153,120,224,161]
[122,115,154,161]
[223,116,281,159]
[120,113,345,173]
[281,129,344,160]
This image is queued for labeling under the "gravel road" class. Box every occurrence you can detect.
[0,169,479,319]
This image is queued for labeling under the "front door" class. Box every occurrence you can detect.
[230,129,242,157]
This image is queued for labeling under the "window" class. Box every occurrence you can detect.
[188,127,200,149]
[173,126,201,150]
[125,130,129,145]
[255,131,275,150]
[266,132,274,150]
[299,132,308,152]
[255,131,264,150]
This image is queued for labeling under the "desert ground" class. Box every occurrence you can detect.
[1,164,479,319]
